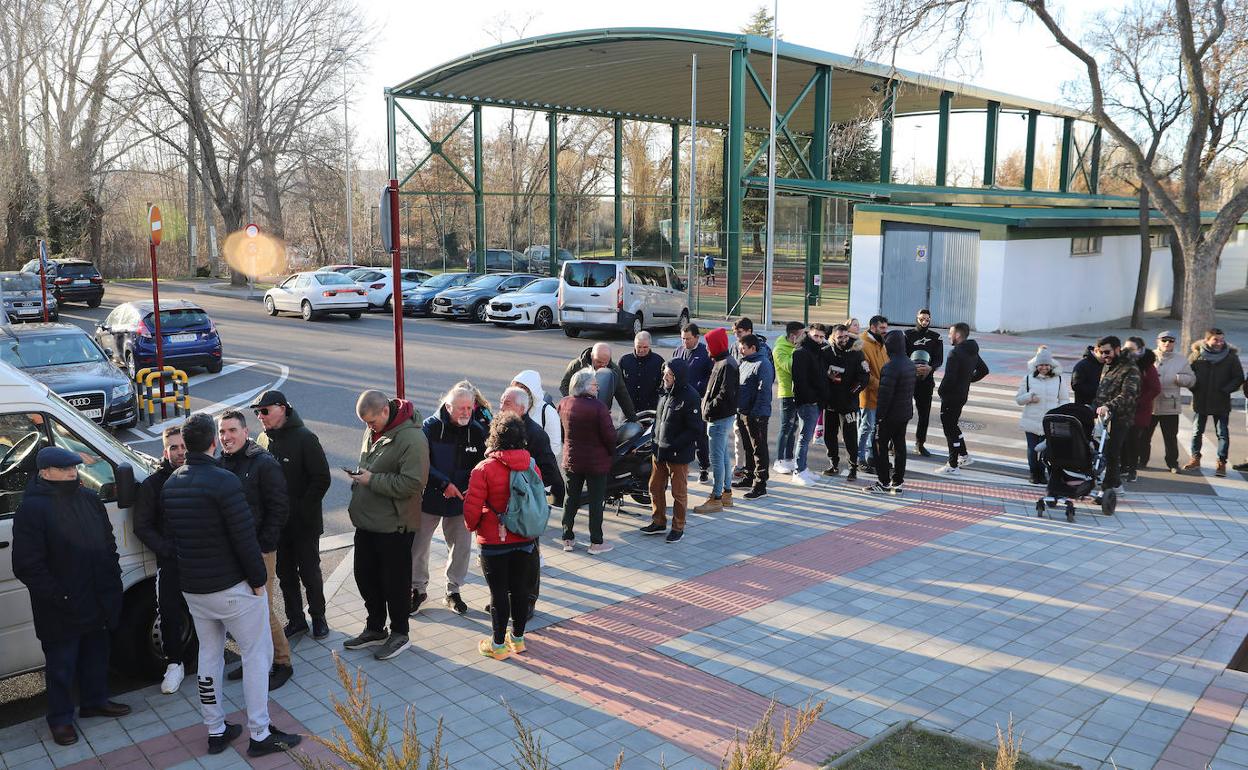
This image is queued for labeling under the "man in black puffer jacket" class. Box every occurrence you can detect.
[822,324,868,479]
[1071,346,1103,407]
[161,413,301,759]
[252,391,331,641]
[936,322,990,474]
[869,330,917,494]
[790,323,830,485]
[217,410,291,689]
[641,358,703,542]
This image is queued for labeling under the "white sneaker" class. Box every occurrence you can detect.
[771,459,795,474]
[160,663,185,694]
[934,464,960,476]
[587,542,615,555]
[557,538,574,552]
[792,469,817,487]
[959,454,975,468]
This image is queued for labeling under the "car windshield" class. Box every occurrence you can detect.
[315,273,354,286]
[466,275,506,289]
[563,262,617,288]
[518,279,558,294]
[419,273,463,290]
[148,309,210,331]
[0,273,40,292]
[1,332,105,367]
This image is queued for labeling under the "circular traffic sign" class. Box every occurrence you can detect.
[148,205,163,246]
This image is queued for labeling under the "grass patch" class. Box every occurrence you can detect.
[832,724,1069,770]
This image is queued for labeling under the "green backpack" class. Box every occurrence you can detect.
[495,459,550,538]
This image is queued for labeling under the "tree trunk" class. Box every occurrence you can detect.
[1182,240,1220,348]
[1168,229,1185,320]
[258,151,285,239]
[1130,187,1151,328]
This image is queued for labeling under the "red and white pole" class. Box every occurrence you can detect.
[148,205,167,418]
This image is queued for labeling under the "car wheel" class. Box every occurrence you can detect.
[348,311,362,320]
[87,296,101,308]
[206,359,223,374]
[534,307,554,330]
[678,309,690,330]
[264,296,278,316]
[631,313,644,336]
[473,301,488,323]
[124,350,138,381]
[48,311,59,322]
[110,580,196,680]
[564,326,581,338]
[301,301,317,321]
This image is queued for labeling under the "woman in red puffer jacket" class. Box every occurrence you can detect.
[464,412,542,661]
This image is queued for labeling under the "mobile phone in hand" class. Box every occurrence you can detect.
[341,466,360,475]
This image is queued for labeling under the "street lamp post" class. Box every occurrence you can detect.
[332,47,353,262]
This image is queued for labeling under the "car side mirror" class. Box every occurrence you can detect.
[102,347,115,359]
[114,463,137,509]
[674,279,685,291]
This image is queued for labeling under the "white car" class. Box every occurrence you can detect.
[346,268,433,312]
[487,277,561,329]
[263,271,368,321]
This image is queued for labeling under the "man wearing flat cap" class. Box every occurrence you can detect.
[12,446,130,747]
[252,390,331,640]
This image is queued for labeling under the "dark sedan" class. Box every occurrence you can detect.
[95,299,224,377]
[431,273,541,322]
[0,324,138,429]
[0,272,58,322]
[400,272,480,316]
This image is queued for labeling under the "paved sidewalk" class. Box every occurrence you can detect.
[5,473,1248,768]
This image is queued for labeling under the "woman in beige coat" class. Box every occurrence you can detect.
[1145,330,1195,472]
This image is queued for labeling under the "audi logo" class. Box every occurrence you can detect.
[66,396,93,408]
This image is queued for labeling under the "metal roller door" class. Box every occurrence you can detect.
[879,223,979,327]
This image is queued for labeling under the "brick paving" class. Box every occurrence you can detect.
[3,471,1248,769]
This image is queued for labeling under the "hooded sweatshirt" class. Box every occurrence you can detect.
[938,338,989,404]
[737,349,775,418]
[1015,346,1068,435]
[653,358,703,465]
[513,369,562,459]
[257,406,331,538]
[702,328,739,421]
[875,330,917,424]
[772,335,797,399]
[859,330,888,409]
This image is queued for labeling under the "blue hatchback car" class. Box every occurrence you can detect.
[95,300,224,377]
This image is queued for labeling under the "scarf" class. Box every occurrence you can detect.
[1200,343,1232,365]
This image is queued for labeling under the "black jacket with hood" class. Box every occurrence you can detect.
[219,438,289,553]
[257,406,331,539]
[821,339,868,414]
[938,338,989,403]
[1071,347,1103,407]
[653,358,704,465]
[133,459,177,562]
[791,337,829,407]
[876,330,918,424]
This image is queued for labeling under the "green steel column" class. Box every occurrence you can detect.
[472,105,485,273]
[1059,116,1074,193]
[1089,125,1103,194]
[805,65,831,325]
[670,123,680,267]
[726,47,746,312]
[935,90,951,186]
[878,80,896,184]
[1023,109,1039,190]
[614,117,623,258]
[548,111,558,276]
[983,100,1000,186]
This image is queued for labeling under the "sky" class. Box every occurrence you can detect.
[345,0,1102,177]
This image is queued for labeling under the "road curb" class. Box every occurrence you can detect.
[191,283,263,302]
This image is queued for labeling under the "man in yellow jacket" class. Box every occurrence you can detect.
[858,316,890,470]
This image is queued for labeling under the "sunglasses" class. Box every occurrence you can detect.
[253,406,280,416]
[1160,338,1175,342]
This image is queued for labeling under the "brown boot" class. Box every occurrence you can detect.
[1216,459,1227,477]
[1182,454,1201,471]
[693,496,723,514]
[720,490,733,508]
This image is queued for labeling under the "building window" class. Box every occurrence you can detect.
[1150,231,1172,249]
[1071,236,1102,256]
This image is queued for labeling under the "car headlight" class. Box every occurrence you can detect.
[513,301,534,309]
[110,382,133,400]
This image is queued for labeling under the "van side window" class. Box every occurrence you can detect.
[48,418,117,502]
[627,266,666,287]
[0,413,50,516]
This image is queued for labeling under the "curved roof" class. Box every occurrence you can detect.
[391,28,1087,131]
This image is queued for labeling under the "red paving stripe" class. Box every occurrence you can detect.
[520,500,1001,767]
[907,478,1047,503]
[1156,680,1248,769]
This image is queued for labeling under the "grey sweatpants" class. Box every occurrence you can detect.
[183,581,273,741]
[410,511,472,595]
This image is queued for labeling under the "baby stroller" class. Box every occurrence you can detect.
[1034,403,1117,522]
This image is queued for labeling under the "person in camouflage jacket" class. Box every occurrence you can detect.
[1093,336,1141,492]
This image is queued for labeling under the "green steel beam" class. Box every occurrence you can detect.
[1023,109,1039,191]
[742,63,819,180]
[879,80,897,184]
[614,117,623,258]
[983,100,1000,186]
[726,48,746,312]
[548,111,558,276]
[1089,126,1103,194]
[805,65,830,326]
[935,90,951,186]
[670,123,680,267]
[394,104,475,192]
[472,105,485,273]
[1059,116,1074,193]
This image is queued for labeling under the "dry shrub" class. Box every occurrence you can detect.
[720,699,826,770]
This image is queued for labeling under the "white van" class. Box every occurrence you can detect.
[558,260,690,338]
[0,361,167,681]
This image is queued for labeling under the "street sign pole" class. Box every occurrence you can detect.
[37,240,49,322]
[388,179,405,398]
[148,205,167,418]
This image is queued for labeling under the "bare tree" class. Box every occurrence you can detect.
[0,0,42,266]
[862,0,1248,346]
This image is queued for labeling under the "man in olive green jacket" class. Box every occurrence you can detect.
[342,390,429,661]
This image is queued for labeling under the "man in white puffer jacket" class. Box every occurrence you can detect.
[511,369,563,504]
[1016,346,1070,484]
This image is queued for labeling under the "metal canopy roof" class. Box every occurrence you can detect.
[745,177,1138,208]
[855,204,1244,228]
[391,28,1088,132]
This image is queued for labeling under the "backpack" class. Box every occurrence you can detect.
[493,459,550,538]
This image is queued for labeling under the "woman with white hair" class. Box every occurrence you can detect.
[1015,346,1068,484]
[558,368,616,554]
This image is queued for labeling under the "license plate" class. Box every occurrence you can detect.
[170,333,196,343]
[562,310,583,321]
[74,279,90,285]
[81,408,102,419]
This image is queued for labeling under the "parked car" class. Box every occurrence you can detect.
[96,300,224,377]
[401,272,480,316]
[523,245,573,275]
[558,260,689,337]
[345,268,432,311]
[0,323,139,429]
[464,249,527,273]
[316,264,367,275]
[0,359,175,682]
[19,258,104,308]
[0,272,57,322]
[264,271,368,321]
[487,277,560,329]
[433,273,540,322]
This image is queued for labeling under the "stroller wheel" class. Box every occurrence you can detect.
[1035,500,1046,517]
[1101,489,1118,516]
[1065,502,1076,523]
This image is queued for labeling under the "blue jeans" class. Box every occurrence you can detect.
[1191,412,1230,461]
[708,416,734,496]
[776,397,798,461]
[858,408,877,464]
[795,403,820,473]
[1025,432,1045,480]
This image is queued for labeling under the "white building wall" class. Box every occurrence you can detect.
[974,240,1007,332]
[848,234,882,322]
